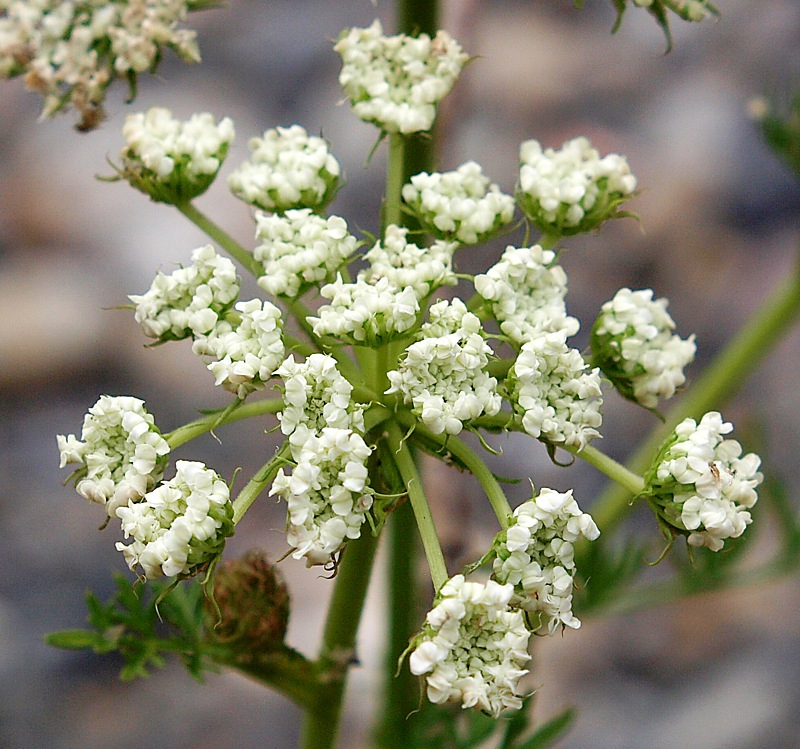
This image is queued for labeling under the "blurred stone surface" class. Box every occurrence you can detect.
[1,1,799,747]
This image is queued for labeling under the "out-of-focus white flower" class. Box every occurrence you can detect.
[508,330,603,450]
[474,245,579,346]
[386,299,501,435]
[119,107,235,202]
[129,244,240,342]
[493,488,599,633]
[253,210,358,299]
[591,287,696,409]
[270,427,373,567]
[402,161,515,245]
[645,412,762,551]
[517,136,636,236]
[409,575,530,716]
[363,224,457,298]
[308,275,420,347]
[228,124,341,213]
[0,0,202,129]
[57,395,170,516]
[116,460,233,579]
[334,19,467,134]
[192,299,285,399]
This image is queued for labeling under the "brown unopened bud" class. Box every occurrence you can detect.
[206,550,290,654]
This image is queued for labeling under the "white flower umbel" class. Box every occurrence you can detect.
[308,275,420,347]
[409,575,531,717]
[275,354,364,436]
[57,395,170,517]
[645,412,763,551]
[130,244,240,342]
[402,161,515,245]
[508,330,603,450]
[492,488,599,633]
[387,299,501,435]
[363,224,457,298]
[591,287,696,409]
[334,19,468,134]
[517,136,637,236]
[270,427,373,567]
[474,245,579,347]
[192,299,285,399]
[119,107,235,203]
[116,460,234,579]
[253,210,358,299]
[228,125,341,213]
[0,1,201,129]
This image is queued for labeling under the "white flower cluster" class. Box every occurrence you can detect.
[509,330,603,450]
[402,162,516,245]
[592,287,696,409]
[493,489,599,633]
[120,107,235,202]
[363,224,457,297]
[253,210,358,299]
[334,19,468,134]
[647,412,762,551]
[272,354,372,565]
[116,460,233,579]
[309,275,420,347]
[130,244,240,341]
[517,136,637,236]
[271,428,373,566]
[387,300,501,435]
[57,395,170,517]
[192,299,285,399]
[228,125,341,213]
[409,575,530,717]
[474,245,579,346]
[275,354,364,438]
[0,0,200,128]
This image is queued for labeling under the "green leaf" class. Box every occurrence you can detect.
[515,708,575,749]
[45,630,106,650]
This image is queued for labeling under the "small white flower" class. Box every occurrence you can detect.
[334,19,468,134]
[57,395,170,516]
[120,107,234,202]
[308,275,420,347]
[402,161,515,245]
[270,427,374,567]
[228,124,341,212]
[410,575,530,716]
[592,288,696,409]
[508,330,603,450]
[116,460,233,579]
[192,299,285,399]
[253,210,358,299]
[493,488,599,633]
[646,412,762,551]
[130,244,240,341]
[474,245,579,346]
[517,136,636,236]
[363,224,457,298]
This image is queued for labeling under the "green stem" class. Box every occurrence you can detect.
[385,421,449,590]
[384,133,406,231]
[165,397,284,449]
[564,443,645,504]
[590,253,800,533]
[298,530,381,749]
[176,201,261,277]
[232,443,289,524]
[395,411,514,529]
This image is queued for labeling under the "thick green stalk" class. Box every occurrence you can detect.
[385,421,449,590]
[384,133,406,230]
[231,443,289,524]
[176,201,261,276]
[298,530,381,749]
[590,254,800,533]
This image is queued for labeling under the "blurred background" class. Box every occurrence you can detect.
[1,1,800,747]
